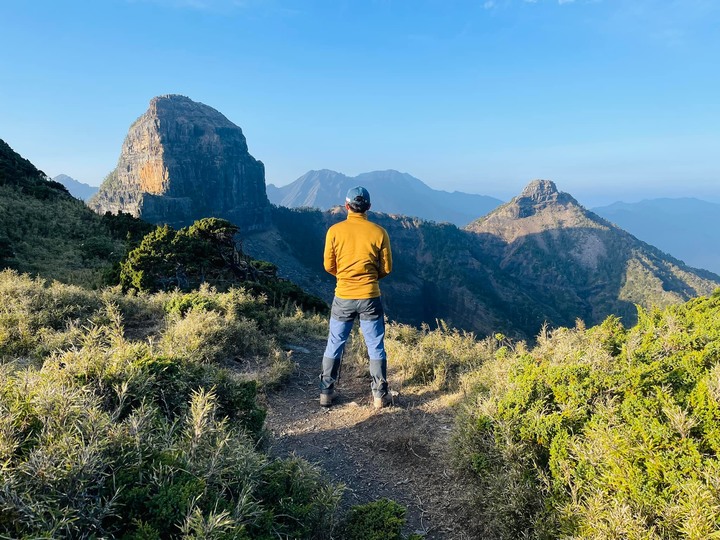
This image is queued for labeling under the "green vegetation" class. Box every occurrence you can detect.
[0,183,128,287]
[0,138,154,288]
[120,217,328,314]
[340,499,423,540]
[0,269,342,538]
[0,138,66,199]
[385,321,496,390]
[333,289,720,539]
[7,137,720,538]
[1,141,319,317]
[453,292,720,539]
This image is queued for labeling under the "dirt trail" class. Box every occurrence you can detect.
[261,337,474,539]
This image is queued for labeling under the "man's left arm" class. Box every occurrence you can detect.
[378,230,392,279]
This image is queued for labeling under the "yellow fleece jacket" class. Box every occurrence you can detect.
[323,212,392,299]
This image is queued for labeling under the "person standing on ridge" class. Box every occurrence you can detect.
[319,186,393,409]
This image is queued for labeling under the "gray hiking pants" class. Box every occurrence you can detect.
[320,296,388,399]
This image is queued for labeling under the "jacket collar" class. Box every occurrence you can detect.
[347,212,368,221]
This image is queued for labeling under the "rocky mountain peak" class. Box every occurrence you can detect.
[515,180,576,206]
[90,95,270,229]
[152,93,191,103]
[515,179,578,214]
[465,180,592,242]
[520,179,558,200]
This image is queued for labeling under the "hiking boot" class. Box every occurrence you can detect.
[373,394,391,409]
[319,391,335,407]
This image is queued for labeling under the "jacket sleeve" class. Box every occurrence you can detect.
[323,228,337,276]
[378,230,392,279]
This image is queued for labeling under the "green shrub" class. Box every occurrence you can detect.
[261,348,297,390]
[0,325,337,539]
[245,278,329,315]
[220,287,281,333]
[278,307,328,340]
[0,270,103,358]
[119,217,328,314]
[253,457,342,539]
[160,308,272,363]
[164,289,224,317]
[454,293,720,539]
[0,164,134,287]
[340,499,422,540]
[0,270,343,538]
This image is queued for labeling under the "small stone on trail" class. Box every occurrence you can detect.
[284,344,311,354]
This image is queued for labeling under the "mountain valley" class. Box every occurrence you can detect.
[245,181,720,338]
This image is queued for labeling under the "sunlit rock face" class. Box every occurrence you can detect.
[90,94,270,229]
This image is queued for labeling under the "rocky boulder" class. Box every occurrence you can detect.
[90,95,270,229]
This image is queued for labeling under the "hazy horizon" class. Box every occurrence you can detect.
[3,0,719,208]
[56,167,720,210]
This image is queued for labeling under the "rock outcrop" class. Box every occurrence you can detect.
[90,95,270,229]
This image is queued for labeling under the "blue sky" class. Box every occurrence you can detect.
[1,0,718,206]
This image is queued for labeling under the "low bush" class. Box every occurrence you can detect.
[454,293,720,539]
[278,307,328,340]
[385,321,496,389]
[340,499,423,540]
[119,218,328,315]
[0,270,343,538]
[160,308,272,363]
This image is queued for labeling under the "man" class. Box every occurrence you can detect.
[319,186,393,409]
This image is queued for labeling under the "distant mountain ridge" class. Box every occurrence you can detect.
[53,174,98,201]
[593,198,720,275]
[267,169,503,227]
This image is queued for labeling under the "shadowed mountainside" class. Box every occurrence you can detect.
[465,180,720,327]
[0,138,148,286]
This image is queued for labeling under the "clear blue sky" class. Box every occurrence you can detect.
[1,0,718,206]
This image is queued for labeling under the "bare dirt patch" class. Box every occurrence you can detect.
[259,336,475,539]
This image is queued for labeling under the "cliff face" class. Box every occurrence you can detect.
[90,95,270,229]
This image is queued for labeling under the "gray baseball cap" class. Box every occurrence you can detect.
[345,186,371,205]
